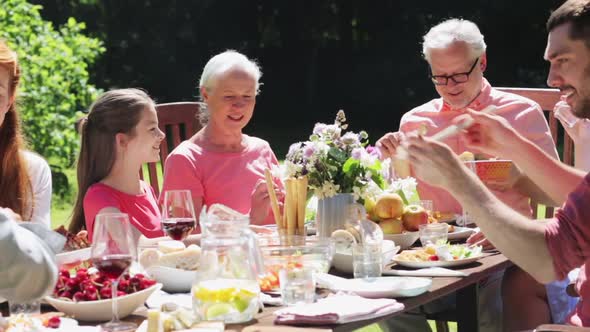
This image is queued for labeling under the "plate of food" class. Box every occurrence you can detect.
[392,244,482,268]
[447,225,476,241]
[0,314,88,332]
[432,211,457,224]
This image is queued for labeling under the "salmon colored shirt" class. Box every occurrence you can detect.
[161,135,281,225]
[84,181,163,241]
[546,173,590,326]
[400,78,558,216]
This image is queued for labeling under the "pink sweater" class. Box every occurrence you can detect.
[546,173,590,326]
[400,78,558,216]
[84,181,163,240]
[161,135,281,225]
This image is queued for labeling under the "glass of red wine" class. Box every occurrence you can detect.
[91,213,137,331]
[162,190,197,241]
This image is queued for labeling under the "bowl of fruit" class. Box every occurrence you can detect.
[258,236,334,292]
[45,268,161,322]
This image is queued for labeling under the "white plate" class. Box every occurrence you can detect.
[325,276,431,298]
[45,283,161,322]
[332,240,399,273]
[392,255,482,268]
[56,247,91,267]
[383,232,420,249]
[146,266,197,293]
[447,226,476,241]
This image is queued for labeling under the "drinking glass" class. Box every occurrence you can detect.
[278,267,316,306]
[352,243,382,280]
[9,300,40,316]
[91,213,137,331]
[419,223,448,246]
[162,190,196,241]
[461,162,477,226]
[419,200,434,215]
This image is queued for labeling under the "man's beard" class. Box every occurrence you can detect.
[572,62,590,120]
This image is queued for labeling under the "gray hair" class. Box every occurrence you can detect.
[422,19,487,63]
[198,50,262,125]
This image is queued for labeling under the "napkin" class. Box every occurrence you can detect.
[382,267,467,277]
[146,290,192,309]
[274,293,404,325]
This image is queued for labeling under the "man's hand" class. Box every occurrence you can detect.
[376,131,406,160]
[405,135,468,189]
[459,109,522,159]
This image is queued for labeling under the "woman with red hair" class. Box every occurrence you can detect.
[0,40,52,225]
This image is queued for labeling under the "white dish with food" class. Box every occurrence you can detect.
[45,283,161,322]
[332,240,399,273]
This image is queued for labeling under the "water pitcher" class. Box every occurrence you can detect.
[192,205,264,323]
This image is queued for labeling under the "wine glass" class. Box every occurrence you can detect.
[162,190,196,241]
[91,213,137,331]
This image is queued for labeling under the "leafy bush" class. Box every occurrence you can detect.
[0,0,104,195]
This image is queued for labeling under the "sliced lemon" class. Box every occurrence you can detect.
[206,303,234,319]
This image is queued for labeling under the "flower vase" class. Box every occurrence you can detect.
[316,193,355,238]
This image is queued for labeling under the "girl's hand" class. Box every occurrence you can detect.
[466,231,495,250]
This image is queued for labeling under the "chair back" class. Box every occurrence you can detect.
[141,102,202,196]
[496,87,573,218]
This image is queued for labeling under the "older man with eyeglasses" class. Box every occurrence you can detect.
[377,19,575,331]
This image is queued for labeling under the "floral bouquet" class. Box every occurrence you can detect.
[284,111,389,202]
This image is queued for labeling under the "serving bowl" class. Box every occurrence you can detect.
[259,236,335,274]
[146,266,196,293]
[383,232,420,249]
[45,283,161,321]
[332,240,400,274]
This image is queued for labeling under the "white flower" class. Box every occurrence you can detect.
[360,151,378,168]
[341,132,360,146]
[388,177,418,200]
[315,181,340,199]
[352,186,362,201]
[380,158,392,180]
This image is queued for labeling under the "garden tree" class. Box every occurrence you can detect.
[0,0,103,196]
[35,0,563,157]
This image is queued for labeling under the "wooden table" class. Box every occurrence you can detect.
[227,252,512,332]
[30,251,510,332]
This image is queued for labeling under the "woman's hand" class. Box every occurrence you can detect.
[249,179,284,225]
[0,208,22,222]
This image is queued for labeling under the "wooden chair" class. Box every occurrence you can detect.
[496,87,574,219]
[140,102,202,196]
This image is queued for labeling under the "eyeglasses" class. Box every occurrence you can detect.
[429,57,480,86]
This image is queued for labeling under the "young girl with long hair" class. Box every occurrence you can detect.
[69,88,165,241]
[0,40,52,225]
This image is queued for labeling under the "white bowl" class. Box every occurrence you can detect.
[56,247,91,268]
[384,232,420,249]
[332,240,400,274]
[45,283,161,321]
[146,266,197,293]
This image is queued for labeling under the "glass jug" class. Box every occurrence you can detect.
[192,205,265,324]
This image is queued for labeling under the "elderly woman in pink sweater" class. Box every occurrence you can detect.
[161,50,282,226]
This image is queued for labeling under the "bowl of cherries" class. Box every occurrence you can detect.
[45,268,161,322]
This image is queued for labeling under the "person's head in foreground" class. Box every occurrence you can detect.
[422,19,487,110]
[545,0,590,120]
[69,89,165,233]
[198,50,261,132]
[0,40,34,220]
